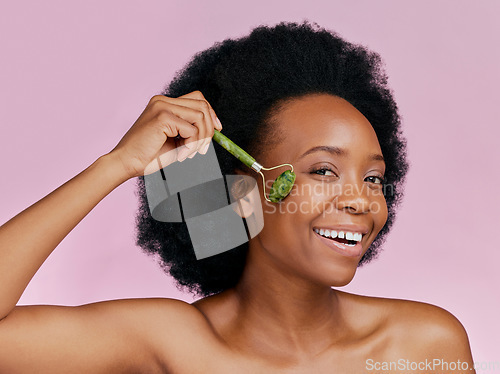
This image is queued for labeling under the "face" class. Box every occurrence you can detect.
[247,93,388,287]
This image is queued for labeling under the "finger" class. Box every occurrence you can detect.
[151,109,201,163]
[199,142,210,155]
[178,92,222,150]
[152,108,198,141]
[152,92,221,139]
[178,91,222,131]
[143,136,177,175]
[167,95,218,143]
[149,93,219,155]
[178,139,206,161]
[151,94,220,130]
[156,139,180,167]
[186,140,210,158]
[156,102,213,155]
[178,90,206,100]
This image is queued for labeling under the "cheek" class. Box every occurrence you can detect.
[268,183,335,220]
[258,192,311,245]
[285,180,335,216]
[372,194,389,229]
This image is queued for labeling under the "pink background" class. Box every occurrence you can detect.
[1,0,498,366]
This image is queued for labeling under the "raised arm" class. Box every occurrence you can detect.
[0,153,128,320]
[0,91,222,372]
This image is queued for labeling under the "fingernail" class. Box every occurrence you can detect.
[200,143,210,154]
[177,148,190,161]
[216,117,222,130]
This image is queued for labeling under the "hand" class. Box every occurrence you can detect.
[108,91,223,179]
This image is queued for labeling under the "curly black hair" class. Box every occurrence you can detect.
[135,20,409,297]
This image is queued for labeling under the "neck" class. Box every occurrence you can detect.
[230,241,350,355]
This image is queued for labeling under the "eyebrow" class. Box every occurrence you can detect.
[297,145,385,162]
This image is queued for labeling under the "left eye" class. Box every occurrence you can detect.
[365,176,384,184]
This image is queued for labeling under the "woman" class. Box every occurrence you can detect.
[0,21,474,373]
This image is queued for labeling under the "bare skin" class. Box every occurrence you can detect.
[0,92,474,373]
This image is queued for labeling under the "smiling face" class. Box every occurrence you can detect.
[247,93,388,287]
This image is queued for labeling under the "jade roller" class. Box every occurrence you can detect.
[212,129,295,203]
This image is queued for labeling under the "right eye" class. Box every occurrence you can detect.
[310,167,338,177]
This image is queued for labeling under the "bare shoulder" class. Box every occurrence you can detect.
[383,297,471,348]
[96,298,227,370]
[339,291,474,367]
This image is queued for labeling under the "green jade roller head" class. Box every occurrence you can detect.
[212,130,295,203]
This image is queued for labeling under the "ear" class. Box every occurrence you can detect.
[230,169,258,219]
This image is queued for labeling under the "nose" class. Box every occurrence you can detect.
[333,180,370,214]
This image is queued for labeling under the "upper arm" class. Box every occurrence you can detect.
[0,298,197,373]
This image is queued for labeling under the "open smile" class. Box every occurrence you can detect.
[312,227,365,257]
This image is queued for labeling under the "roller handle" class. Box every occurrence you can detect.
[212,130,257,169]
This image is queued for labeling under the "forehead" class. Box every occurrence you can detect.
[269,94,382,159]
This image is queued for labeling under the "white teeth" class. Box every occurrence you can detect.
[314,228,363,242]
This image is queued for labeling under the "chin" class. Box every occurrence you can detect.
[330,277,355,288]
[314,262,359,288]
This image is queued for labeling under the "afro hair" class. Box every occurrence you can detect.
[135,20,409,297]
